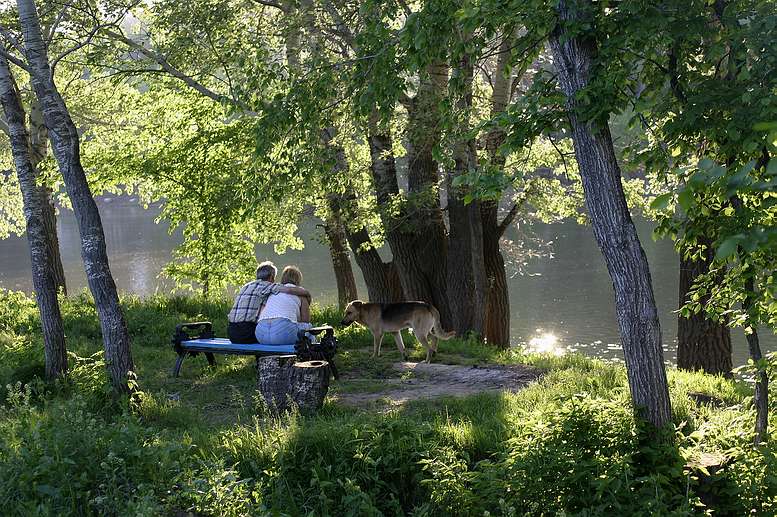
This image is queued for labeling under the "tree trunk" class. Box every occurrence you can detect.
[0,55,67,380]
[256,355,330,414]
[332,174,404,303]
[29,97,66,294]
[481,35,515,348]
[743,276,768,445]
[677,243,732,375]
[368,118,453,327]
[549,0,671,428]
[446,51,487,335]
[289,360,330,413]
[482,203,511,347]
[344,225,404,303]
[16,0,134,393]
[401,64,454,328]
[257,354,296,412]
[323,214,357,309]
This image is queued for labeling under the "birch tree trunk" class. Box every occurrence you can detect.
[16,0,134,393]
[549,0,671,427]
[28,97,66,294]
[0,55,67,380]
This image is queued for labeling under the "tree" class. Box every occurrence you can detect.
[84,85,305,295]
[677,240,732,375]
[619,0,776,440]
[548,0,671,428]
[2,0,135,393]
[0,54,66,380]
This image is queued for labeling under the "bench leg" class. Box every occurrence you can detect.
[205,352,216,367]
[173,353,186,377]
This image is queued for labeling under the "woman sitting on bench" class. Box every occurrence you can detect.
[255,265,312,345]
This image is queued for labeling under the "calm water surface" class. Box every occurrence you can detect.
[1,195,773,366]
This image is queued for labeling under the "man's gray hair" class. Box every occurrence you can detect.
[256,261,277,281]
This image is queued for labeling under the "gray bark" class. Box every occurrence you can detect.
[16,0,134,393]
[677,243,732,375]
[549,0,671,427]
[256,355,330,414]
[324,210,358,309]
[257,355,296,412]
[0,54,67,380]
[28,97,66,295]
[289,360,330,414]
[481,35,515,348]
[446,51,487,335]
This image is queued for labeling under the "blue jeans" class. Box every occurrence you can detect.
[255,318,312,345]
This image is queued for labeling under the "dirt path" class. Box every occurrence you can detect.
[334,362,544,407]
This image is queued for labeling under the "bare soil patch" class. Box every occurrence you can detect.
[334,361,544,407]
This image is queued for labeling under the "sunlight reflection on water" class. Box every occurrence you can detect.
[526,330,565,356]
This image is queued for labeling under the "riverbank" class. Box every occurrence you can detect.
[0,291,775,515]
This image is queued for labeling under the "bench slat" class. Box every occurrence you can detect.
[181,338,296,354]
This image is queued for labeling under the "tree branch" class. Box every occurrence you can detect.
[497,202,521,237]
[102,28,251,111]
[247,0,285,10]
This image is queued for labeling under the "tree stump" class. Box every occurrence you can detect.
[290,361,330,414]
[256,355,296,412]
[256,356,330,414]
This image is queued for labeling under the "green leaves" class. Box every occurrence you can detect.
[714,234,745,261]
[650,193,673,211]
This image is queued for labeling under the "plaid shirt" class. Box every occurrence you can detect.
[227,280,282,323]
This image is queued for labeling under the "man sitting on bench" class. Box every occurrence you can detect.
[227,261,311,344]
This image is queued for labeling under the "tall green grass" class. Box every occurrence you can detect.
[0,289,775,515]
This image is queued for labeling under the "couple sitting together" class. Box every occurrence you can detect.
[227,261,313,345]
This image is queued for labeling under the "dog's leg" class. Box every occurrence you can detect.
[371,332,382,357]
[429,334,438,357]
[416,333,433,363]
[392,332,407,361]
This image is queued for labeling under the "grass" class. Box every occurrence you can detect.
[0,289,775,515]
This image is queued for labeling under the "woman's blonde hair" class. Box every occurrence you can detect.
[281,265,303,286]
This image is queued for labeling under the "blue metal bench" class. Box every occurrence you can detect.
[171,322,339,378]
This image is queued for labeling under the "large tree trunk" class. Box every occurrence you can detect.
[549,0,671,428]
[481,204,510,347]
[446,51,487,335]
[677,243,732,375]
[319,132,358,309]
[17,0,134,393]
[367,126,452,323]
[400,63,454,327]
[324,213,358,309]
[29,97,66,294]
[481,35,515,348]
[0,55,67,380]
[344,225,404,303]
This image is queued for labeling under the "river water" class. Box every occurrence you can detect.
[1,194,773,366]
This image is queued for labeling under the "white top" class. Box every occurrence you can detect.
[258,283,301,322]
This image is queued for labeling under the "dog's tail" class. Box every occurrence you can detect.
[430,305,456,340]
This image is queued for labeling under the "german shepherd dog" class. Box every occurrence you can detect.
[340,300,455,363]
